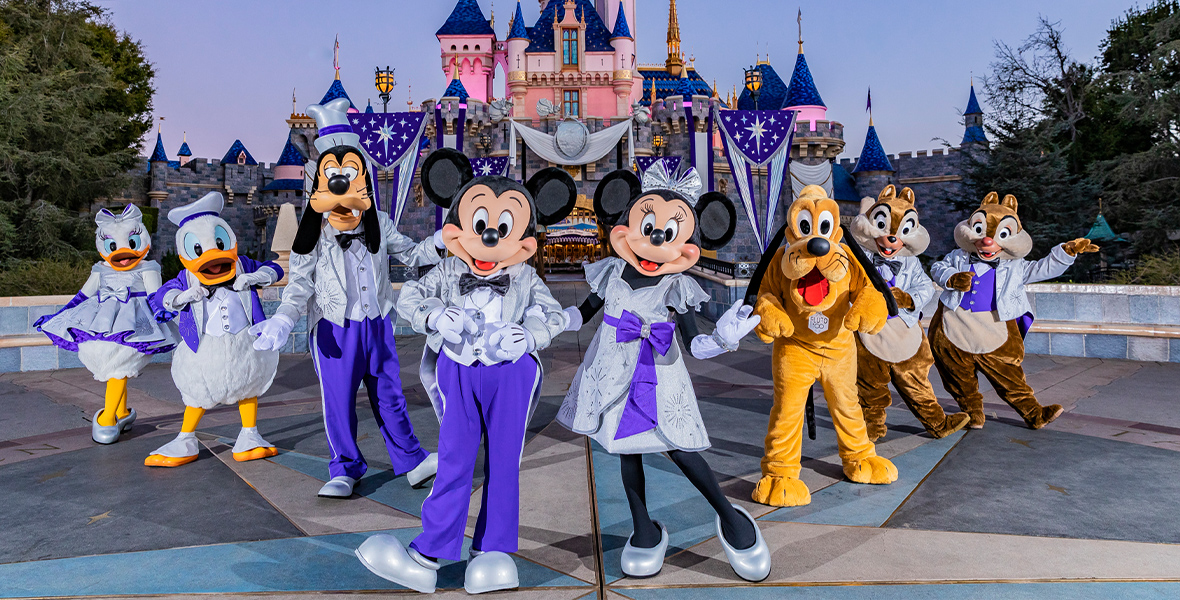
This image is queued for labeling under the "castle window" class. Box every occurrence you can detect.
[562,29,579,68]
[237,151,246,165]
[563,90,580,117]
[463,45,469,51]
[451,45,457,51]
[475,45,480,51]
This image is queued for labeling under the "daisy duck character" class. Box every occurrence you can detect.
[36,205,178,445]
[354,148,576,595]
[251,98,445,498]
[556,163,770,582]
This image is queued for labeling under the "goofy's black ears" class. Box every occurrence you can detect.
[526,167,578,227]
[694,192,737,251]
[420,148,474,209]
[593,169,642,228]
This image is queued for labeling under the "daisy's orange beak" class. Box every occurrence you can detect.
[181,247,238,286]
[105,248,149,272]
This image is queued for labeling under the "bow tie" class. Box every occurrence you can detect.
[970,254,1000,269]
[202,280,236,295]
[871,254,902,275]
[459,272,511,297]
[336,229,367,250]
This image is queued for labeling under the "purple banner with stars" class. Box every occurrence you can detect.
[634,156,681,177]
[349,112,426,170]
[716,108,798,251]
[470,156,509,178]
[717,110,794,167]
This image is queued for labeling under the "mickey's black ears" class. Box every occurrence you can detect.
[695,191,737,251]
[526,167,578,227]
[420,149,473,208]
[594,169,641,228]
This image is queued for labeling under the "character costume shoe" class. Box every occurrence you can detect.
[355,533,439,593]
[318,476,357,498]
[91,409,121,445]
[464,549,519,594]
[144,432,200,467]
[620,522,669,578]
[406,452,438,489]
[117,408,137,432]
[716,505,771,582]
[231,426,278,462]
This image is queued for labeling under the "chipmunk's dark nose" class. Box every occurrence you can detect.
[807,237,830,257]
[649,229,666,246]
[887,236,897,243]
[328,175,350,196]
[481,228,500,247]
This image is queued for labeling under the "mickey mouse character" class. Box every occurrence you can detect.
[252,97,445,498]
[355,148,575,595]
[556,163,770,582]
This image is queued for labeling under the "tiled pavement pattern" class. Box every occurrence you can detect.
[2,282,1180,599]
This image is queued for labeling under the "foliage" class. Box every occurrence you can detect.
[159,249,181,282]
[0,258,92,296]
[1108,250,1180,285]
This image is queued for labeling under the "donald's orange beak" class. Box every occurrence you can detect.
[105,248,148,272]
[181,247,238,286]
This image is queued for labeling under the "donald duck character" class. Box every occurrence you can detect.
[251,97,445,498]
[144,192,283,467]
[36,205,178,445]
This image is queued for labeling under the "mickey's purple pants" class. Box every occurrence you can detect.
[312,315,428,481]
[410,353,539,561]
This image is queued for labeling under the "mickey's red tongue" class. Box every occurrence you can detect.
[798,267,830,306]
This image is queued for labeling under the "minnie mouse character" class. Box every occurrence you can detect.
[355,149,575,595]
[556,163,770,582]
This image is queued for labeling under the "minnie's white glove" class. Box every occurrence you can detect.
[486,323,534,363]
[250,313,295,352]
[167,286,208,310]
[233,269,276,291]
[690,300,761,360]
[563,306,583,332]
[428,306,477,344]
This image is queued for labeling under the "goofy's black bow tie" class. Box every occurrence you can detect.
[458,272,511,297]
[336,229,367,250]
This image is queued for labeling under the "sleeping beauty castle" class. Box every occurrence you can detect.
[115,0,987,271]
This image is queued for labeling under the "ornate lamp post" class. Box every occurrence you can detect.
[375,66,396,112]
[744,65,763,110]
[652,133,665,157]
[478,132,493,157]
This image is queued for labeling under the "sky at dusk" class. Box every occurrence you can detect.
[97,0,1140,164]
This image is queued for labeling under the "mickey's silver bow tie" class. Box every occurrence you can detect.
[641,160,703,205]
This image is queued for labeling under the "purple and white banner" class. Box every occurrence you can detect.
[634,156,681,177]
[470,156,509,178]
[716,108,798,250]
[349,112,428,227]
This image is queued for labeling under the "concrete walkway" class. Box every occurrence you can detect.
[2,283,1180,599]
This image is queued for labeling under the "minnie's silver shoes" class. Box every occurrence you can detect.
[620,522,669,578]
[716,505,771,582]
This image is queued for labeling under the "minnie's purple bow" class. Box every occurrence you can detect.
[605,310,676,439]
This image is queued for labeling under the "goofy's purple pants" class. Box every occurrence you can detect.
[312,314,428,481]
[410,353,539,561]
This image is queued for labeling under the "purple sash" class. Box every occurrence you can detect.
[604,311,676,440]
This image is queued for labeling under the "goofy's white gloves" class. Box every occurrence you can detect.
[563,306,583,332]
[167,286,208,310]
[251,313,295,352]
[428,306,478,344]
[486,322,534,363]
[691,300,761,360]
[233,268,277,291]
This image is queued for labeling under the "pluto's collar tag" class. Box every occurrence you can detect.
[808,313,830,334]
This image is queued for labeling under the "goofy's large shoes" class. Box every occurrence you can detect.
[231,427,278,462]
[318,476,357,498]
[355,534,439,594]
[406,453,438,489]
[620,522,669,578]
[464,550,519,594]
[144,432,199,467]
[717,505,771,582]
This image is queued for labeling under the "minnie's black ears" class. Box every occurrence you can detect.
[526,167,578,227]
[420,149,473,209]
[695,191,738,251]
[594,169,641,227]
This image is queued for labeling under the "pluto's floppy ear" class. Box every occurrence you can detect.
[695,191,738,251]
[898,186,916,207]
[594,169,641,227]
[1001,194,1019,212]
[527,167,578,227]
[420,148,473,209]
[981,191,1000,206]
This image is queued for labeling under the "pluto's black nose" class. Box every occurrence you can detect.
[807,237,830,257]
[649,229,666,246]
[482,228,500,247]
[328,175,350,196]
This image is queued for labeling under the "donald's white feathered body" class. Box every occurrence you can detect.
[172,325,278,410]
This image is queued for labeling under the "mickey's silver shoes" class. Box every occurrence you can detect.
[117,408,136,432]
[620,522,669,578]
[716,505,771,582]
[464,549,519,594]
[355,533,439,594]
[91,410,120,445]
[406,453,438,489]
[318,476,357,498]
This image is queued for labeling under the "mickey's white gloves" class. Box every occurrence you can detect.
[486,323,533,363]
[233,269,275,291]
[690,300,760,360]
[167,286,208,310]
[428,306,477,344]
[433,230,447,250]
[250,313,295,352]
[563,306,583,332]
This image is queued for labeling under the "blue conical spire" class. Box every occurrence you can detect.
[365,99,375,114]
[443,65,470,102]
[220,140,257,166]
[852,125,894,173]
[436,0,494,36]
[508,1,529,40]
[149,133,168,162]
[965,83,983,115]
[783,51,825,108]
[176,141,192,157]
[319,74,357,110]
[276,138,305,166]
[611,1,631,39]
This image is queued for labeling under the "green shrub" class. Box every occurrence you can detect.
[0,259,94,297]
[1108,251,1180,286]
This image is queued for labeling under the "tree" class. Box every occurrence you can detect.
[0,0,154,263]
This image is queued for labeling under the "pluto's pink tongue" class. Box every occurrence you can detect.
[798,268,830,306]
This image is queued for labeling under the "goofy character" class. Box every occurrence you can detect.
[251,97,445,498]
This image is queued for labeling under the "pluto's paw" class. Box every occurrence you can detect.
[751,475,811,507]
[843,455,898,485]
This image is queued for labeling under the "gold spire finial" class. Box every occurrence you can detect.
[158,116,164,134]
[797,8,804,53]
[665,0,684,76]
[490,0,494,28]
[292,88,297,114]
[649,78,656,104]
[183,130,187,143]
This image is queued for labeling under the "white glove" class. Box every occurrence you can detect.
[233,269,276,291]
[250,313,295,352]
[433,230,446,250]
[486,323,533,363]
[168,286,208,310]
[428,306,477,344]
[691,300,760,360]
[563,306,583,332]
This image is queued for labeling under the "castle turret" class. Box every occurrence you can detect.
[148,131,169,206]
[176,133,192,167]
[664,0,684,77]
[437,0,496,103]
[851,119,895,198]
[506,1,529,115]
[148,132,169,164]
[442,61,472,102]
[611,1,635,116]
[319,72,357,112]
[962,81,988,146]
[780,15,844,165]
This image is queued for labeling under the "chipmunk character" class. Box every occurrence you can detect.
[752,184,896,508]
[252,98,444,498]
[929,192,1098,430]
[36,205,177,445]
[355,149,575,595]
[557,163,770,583]
[850,185,970,441]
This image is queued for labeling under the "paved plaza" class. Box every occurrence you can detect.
[3,282,1180,599]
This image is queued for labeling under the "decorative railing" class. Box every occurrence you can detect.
[697,257,757,279]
